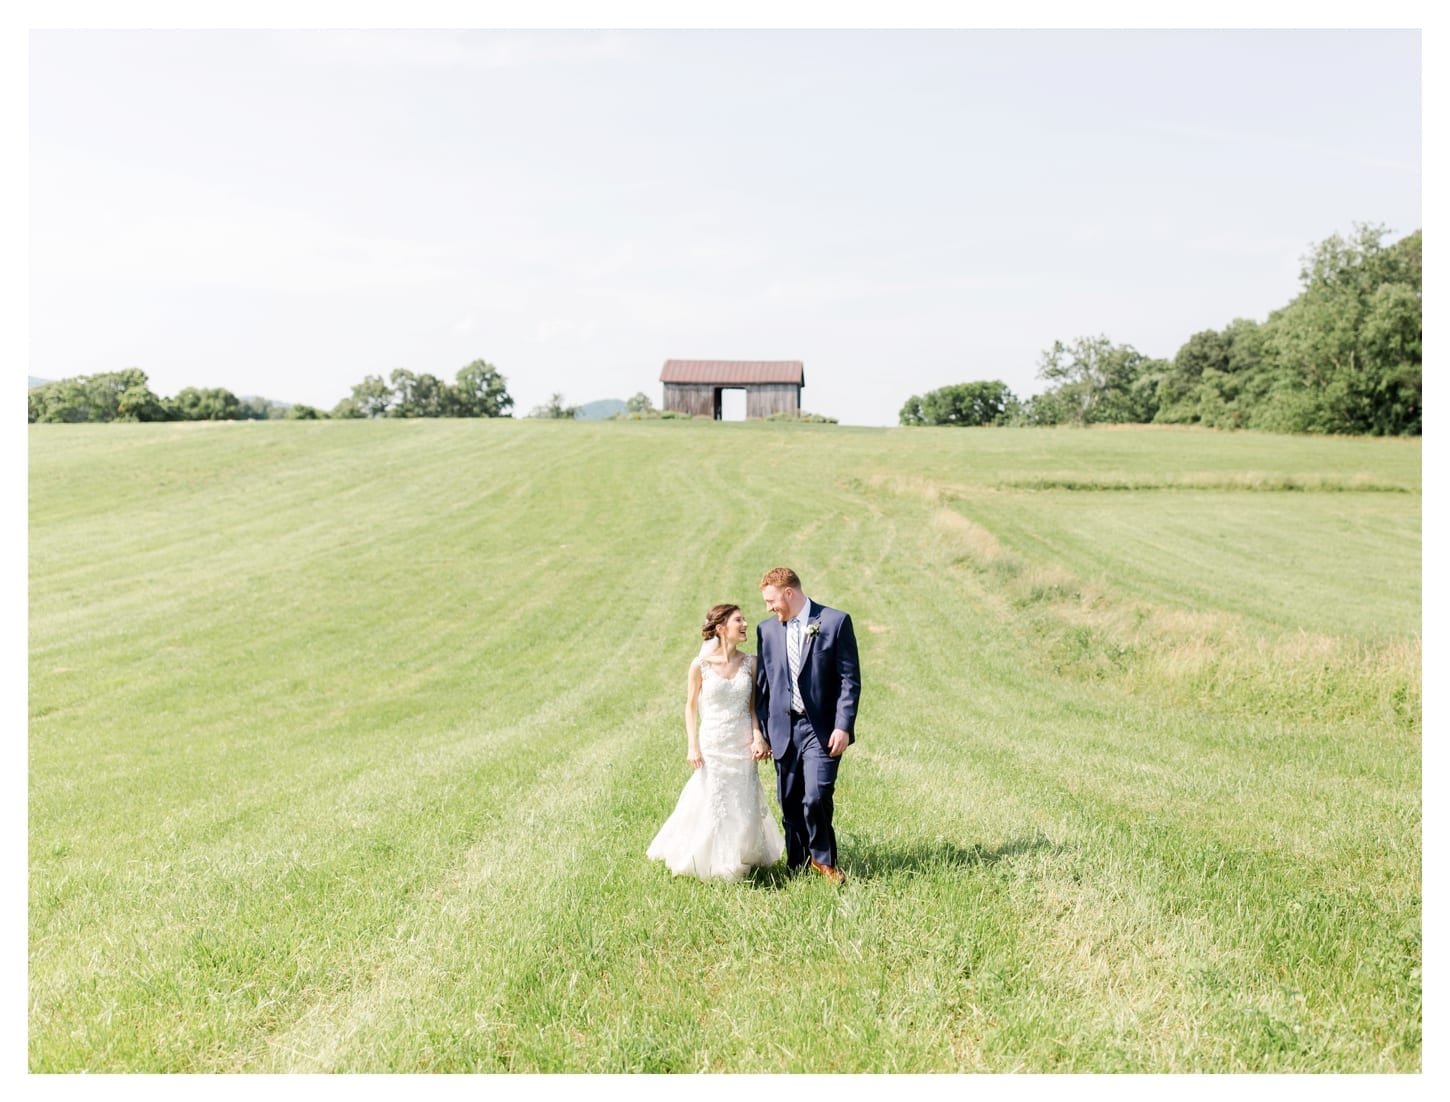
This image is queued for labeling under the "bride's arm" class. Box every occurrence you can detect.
[749,657,768,759]
[685,659,704,769]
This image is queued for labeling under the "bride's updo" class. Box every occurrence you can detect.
[701,603,740,641]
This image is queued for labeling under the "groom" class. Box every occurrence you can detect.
[754,567,861,885]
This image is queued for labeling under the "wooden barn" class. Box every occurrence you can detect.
[659,360,804,419]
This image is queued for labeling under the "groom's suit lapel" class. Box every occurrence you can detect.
[799,600,821,663]
[774,615,792,693]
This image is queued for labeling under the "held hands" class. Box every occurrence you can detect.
[687,744,704,770]
[828,728,851,758]
[751,732,770,761]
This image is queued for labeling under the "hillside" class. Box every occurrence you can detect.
[28,420,1422,1072]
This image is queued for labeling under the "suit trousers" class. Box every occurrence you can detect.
[774,715,840,869]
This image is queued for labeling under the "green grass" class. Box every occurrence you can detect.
[29,420,1420,1072]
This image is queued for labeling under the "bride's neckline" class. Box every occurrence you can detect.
[702,653,751,680]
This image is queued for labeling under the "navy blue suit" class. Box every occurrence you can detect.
[754,601,861,869]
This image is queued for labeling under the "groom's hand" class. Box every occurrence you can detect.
[828,729,850,757]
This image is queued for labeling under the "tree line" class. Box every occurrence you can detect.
[900,224,1422,435]
[27,363,669,424]
[28,360,517,424]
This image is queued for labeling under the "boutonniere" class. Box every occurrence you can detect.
[806,621,821,638]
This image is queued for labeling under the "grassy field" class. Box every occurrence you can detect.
[28,419,1421,1073]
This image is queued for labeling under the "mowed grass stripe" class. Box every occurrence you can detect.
[257,722,634,1072]
[30,688,636,1071]
[953,489,1420,638]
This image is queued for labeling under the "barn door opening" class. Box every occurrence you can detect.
[719,388,747,422]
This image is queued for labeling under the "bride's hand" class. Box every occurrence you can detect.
[751,734,769,761]
[687,746,704,769]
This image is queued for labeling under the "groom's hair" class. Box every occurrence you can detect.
[759,567,801,591]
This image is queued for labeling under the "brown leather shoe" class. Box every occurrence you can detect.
[810,858,846,886]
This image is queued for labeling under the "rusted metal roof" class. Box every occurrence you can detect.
[660,360,804,385]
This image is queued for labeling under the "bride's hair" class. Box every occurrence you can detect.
[701,603,740,641]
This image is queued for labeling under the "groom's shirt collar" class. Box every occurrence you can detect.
[787,599,812,632]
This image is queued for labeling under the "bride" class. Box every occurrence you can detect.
[647,603,785,881]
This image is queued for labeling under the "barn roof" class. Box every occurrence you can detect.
[660,360,804,385]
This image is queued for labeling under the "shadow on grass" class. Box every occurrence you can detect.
[745,833,1058,890]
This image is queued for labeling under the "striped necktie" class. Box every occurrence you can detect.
[787,618,804,711]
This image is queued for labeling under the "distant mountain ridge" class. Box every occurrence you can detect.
[576,398,627,420]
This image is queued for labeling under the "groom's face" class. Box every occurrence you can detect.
[761,584,795,622]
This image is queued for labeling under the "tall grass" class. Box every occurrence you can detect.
[29,421,1420,1072]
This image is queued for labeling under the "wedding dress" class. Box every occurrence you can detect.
[647,652,785,881]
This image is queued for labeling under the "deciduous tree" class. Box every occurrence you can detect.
[899,380,1020,426]
[389,369,451,418]
[1034,337,1164,424]
[349,374,394,419]
[1257,224,1421,435]
[169,387,243,421]
[28,369,169,423]
[452,359,514,418]
[528,393,580,419]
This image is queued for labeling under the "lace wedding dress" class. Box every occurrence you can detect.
[647,653,784,881]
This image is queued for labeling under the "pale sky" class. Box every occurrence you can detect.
[25,14,1424,425]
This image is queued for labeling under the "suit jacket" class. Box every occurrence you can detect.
[754,601,861,760]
